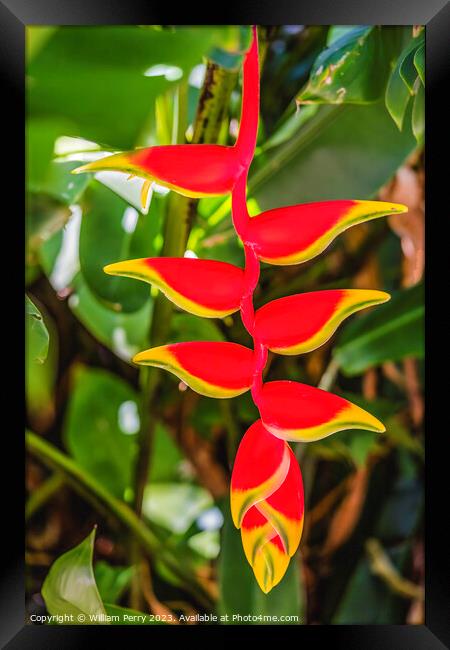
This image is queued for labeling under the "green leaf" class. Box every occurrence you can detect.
[218,507,303,624]
[79,182,163,313]
[399,33,424,93]
[26,295,49,364]
[42,528,107,623]
[332,542,411,624]
[252,101,416,210]
[385,32,424,130]
[27,26,247,150]
[142,483,213,535]
[385,63,412,131]
[334,284,424,376]
[26,300,57,430]
[298,27,387,105]
[412,80,424,144]
[414,44,425,84]
[94,561,133,605]
[64,367,140,499]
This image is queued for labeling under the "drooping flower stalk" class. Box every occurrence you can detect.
[74,26,407,594]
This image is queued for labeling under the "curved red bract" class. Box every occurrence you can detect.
[104,257,245,318]
[133,341,254,398]
[95,26,407,593]
[254,289,390,355]
[259,381,385,442]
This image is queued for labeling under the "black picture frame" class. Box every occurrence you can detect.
[3,0,448,646]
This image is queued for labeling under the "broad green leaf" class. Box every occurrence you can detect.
[26,295,49,364]
[412,81,424,144]
[298,27,388,105]
[332,542,411,624]
[42,529,107,623]
[385,63,412,131]
[218,507,303,624]
[385,32,423,130]
[142,483,213,535]
[94,562,133,605]
[27,26,249,150]
[414,44,425,84]
[252,101,416,210]
[64,367,140,499]
[326,26,358,45]
[333,284,424,375]
[399,32,424,92]
[79,182,164,312]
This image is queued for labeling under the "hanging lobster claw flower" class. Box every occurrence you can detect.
[133,341,254,398]
[254,289,390,355]
[259,381,385,442]
[244,200,407,265]
[72,27,259,197]
[231,420,304,593]
[104,257,245,318]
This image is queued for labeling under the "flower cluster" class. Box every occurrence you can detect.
[74,27,407,593]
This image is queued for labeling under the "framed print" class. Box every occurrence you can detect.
[1,0,447,646]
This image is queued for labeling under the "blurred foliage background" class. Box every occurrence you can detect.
[26,25,424,625]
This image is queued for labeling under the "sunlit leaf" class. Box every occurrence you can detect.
[42,528,107,623]
[298,27,387,105]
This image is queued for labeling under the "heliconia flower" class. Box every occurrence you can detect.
[259,381,385,442]
[231,420,304,593]
[133,341,254,398]
[95,25,407,595]
[254,289,390,355]
[243,200,407,265]
[71,27,259,201]
[104,257,245,318]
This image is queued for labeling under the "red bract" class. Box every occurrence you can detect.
[79,27,407,592]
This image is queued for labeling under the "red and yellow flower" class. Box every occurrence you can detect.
[74,26,407,593]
